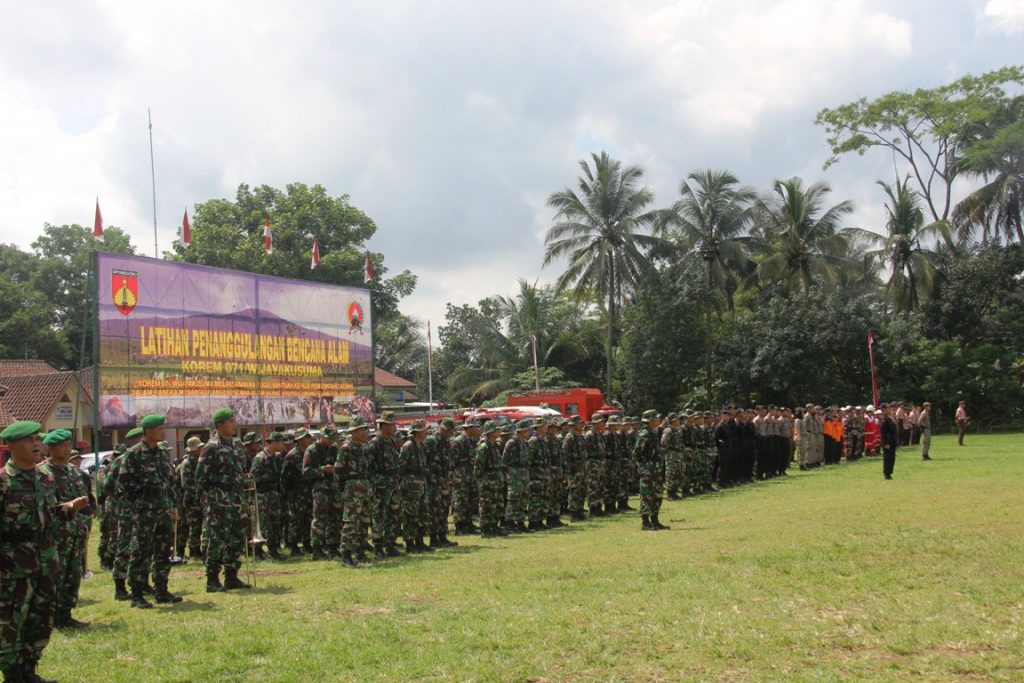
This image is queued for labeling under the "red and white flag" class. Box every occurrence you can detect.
[263,217,273,254]
[182,209,191,246]
[363,251,375,283]
[93,198,104,240]
[310,236,320,270]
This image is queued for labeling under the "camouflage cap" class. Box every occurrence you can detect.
[534,417,548,427]
[515,418,533,431]
[409,419,430,432]
[267,431,285,442]
[283,430,296,443]
[125,427,144,440]
[186,436,204,451]
[241,432,262,445]
[483,420,501,434]
[68,450,82,460]
[293,427,310,440]
[500,423,515,435]
[606,415,621,425]
[157,441,170,450]
[464,418,483,430]
[667,412,680,421]
[113,443,128,455]
[439,417,456,431]
[376,411,397,425]
[590,415,605,424]
[702,411,712,417]
[347,417,369,433]
[642,409,660,422]
[567,415,581,424]
[321,425,341,440]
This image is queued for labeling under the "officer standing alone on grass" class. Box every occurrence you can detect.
[879,404,899,480]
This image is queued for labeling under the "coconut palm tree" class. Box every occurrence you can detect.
[658,169,755,403]
[543,151,664,396]
[848,177,951,311]
[752,177,855,293]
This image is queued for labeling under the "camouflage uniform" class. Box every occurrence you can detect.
[545,428,564,524]
[118,441,176,598]
[303,439,341,557]
[36,456,89,624]
[633,414,666,529]
[281,439,312,551]
[0,460,64,676]
[336,434,372,561]
[562,424,587,520]
[103,451,133,586]
[195,434,246,576]
[367,430,401,553]
[526,429,550,528]
[475,428,505,534]
[602,422,620,512]
[424,427,454,540]
[250,445,283,555]
[502,429,530,527]
[398,434,429,549]
[583,423,605,515]
[177,451,204,557]
[97,449,123,569]
[450,429,478,533]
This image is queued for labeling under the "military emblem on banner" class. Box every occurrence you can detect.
[112,268,139,316]
[347,301,364,335]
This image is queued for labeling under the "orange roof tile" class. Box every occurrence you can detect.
[0,360,58,377]
[374,367,416,388]
[0,372,88,425]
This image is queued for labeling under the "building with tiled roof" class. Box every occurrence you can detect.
[375,367,418,403]
[0,371,92,445]
[0,360,58,377]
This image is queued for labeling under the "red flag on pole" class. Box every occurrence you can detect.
[310,236,320,270]
[182,209,191,246]
[364,251,375,283]
[93,198,104,240]
[263,217,273,254]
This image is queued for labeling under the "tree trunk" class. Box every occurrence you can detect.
[705,259,713,406]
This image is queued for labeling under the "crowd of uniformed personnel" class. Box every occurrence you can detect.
[1,399,918,682]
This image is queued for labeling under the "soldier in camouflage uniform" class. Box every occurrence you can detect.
[282,429,314,555]
[398,420,432,553]
[240,432,261,475]
[634,410,668,531]
[844,407,865,462]
[196,408,251,592]
[562,416,587,521]
[662,413,683,500]
[38,430,92,629]
[602,416,621,514]
[583,416,606,517]
[1,421,89,683]
[103,445,133,601]
[475,421,507,537]
[177,436,204,560]
[336,419,373,567]
[450,420,481,536]
[96,444,125,571]
[367,413,402,558]
[424,419,457,548]
[250,432,285,560]
[545,419,565,527]
[526,418,550,532]
[502,419,531,533]
[303,426,342,560]
[117,414,183,608]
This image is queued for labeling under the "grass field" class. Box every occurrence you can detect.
[46,433,1023,682]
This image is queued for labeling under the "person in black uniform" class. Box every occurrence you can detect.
[714,410,734,488]
[879,403,899,480]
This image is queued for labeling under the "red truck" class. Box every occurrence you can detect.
[506,388,619,421]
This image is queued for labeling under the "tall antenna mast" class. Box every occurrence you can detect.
[148,107,158,257]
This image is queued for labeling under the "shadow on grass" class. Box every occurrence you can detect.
[56,621,123,637]
[361,544,494,571]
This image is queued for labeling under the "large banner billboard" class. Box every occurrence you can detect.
[96,252,374,428]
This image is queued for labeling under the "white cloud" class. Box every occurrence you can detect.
[981,0,1024,32]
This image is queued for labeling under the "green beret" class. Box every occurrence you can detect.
[140,414,165,430]
[125,427,144,440]
[347,417,369,433]
[642,409,660,422]
[42,428,72,446]
[408,419,429,432]
[212,407,234,424]
[293,428,310,440]
[376,411,397,424]
[3,421,42,443]
[267,431,285,441]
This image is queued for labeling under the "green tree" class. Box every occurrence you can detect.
[658,169,755,402]
[751,178,854,293]
[953,96,1024,244]
[30,223,135,368]
[848,177,951,311]
[374,315,427,380]
[815,65,1024,224]
[169,182,416,321]
[543,151,664,396]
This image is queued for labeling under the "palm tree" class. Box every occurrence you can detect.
[658,169,755,403]
[374,314,427,379]
[543,151,664,396]
[752,177,855,293]
[953,98,1024,245]
[848,177,950,311]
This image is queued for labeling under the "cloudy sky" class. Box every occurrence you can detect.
[2,0,1021,332]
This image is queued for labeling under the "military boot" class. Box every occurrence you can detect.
[480,524,495,538]
[355,549,370,564]
[288,543,304,556]
[374,544,387,559]
[466,521,480,534]
[428,535,444,550]
[206,570,224,593]
[547,515,564,528]
[267,547,283,561]
[420,537,436,552]
[1,665,23,683]
[385,544,401,558]
[21,663,56,683]
[61,612,91,628]
[621,499,635,511]
[130,588,153,609]
[311,549,328,561]
[340,551,358,567]
[114,578,130,601]
[253,547,267,561]
[189,545,202,560]
[652,514,670,530]
[223,568,252,590]
[641,515,655,531]
[154,581,183,604]
[440,533,459,547]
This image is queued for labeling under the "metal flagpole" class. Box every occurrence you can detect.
[427,320,434,413]
[148,108,158,258]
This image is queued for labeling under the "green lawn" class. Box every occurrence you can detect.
[48,433,1023,682]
